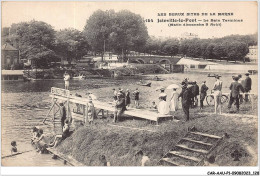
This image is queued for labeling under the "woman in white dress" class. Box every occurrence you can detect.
[170,88,179,112]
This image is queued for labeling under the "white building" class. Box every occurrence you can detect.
[246,45,258,63]
[179,32,198,40]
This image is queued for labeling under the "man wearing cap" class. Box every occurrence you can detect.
[212,75,222,114]
[114,92,126,123]
[178,83,193,121]
[244,73,252,102]
[200,81,208,109]
[228,76,244,112]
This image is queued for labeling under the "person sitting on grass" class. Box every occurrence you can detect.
[150,101,157,110]
[99,155,111,166]
[11,141,17,154]
[49,120,70,148]
[135,150,150,166]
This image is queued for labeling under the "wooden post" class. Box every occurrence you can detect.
[85,103,89,125]
[83,105,86,124]
[102,109,104,118]
[53,99,56,133]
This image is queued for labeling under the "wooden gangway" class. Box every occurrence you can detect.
[44,87,173,133]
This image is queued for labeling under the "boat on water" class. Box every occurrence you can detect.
[72,75,85,80]
[137,82,152,87]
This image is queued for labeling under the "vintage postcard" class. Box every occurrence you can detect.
[1,1,259,175]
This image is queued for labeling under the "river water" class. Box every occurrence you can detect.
[1,78,127,166]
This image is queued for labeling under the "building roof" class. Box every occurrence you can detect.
[2,43,18,51]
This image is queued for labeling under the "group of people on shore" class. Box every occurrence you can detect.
[155,73,252,121]
[112,88,140,123]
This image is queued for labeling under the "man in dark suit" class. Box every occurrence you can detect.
[228,77,244,112]
[200,81,208,109]
[244,73,252,102]
[178,83,193,121]
[114,92,126,123]
[192,81,200,107]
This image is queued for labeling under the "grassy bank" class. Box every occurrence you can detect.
[57,112,257,166]
[55,71,257,166]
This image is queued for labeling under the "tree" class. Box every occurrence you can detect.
[83,10,115,56]
[83,10,148,60]
[7,20,58,67]
[161,38,179,56]
[55,28,90,63]
[225,41,249,62]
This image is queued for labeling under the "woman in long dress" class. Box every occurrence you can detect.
[170,88,179,112]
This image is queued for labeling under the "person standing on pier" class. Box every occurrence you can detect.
[112,88,117,101]
[114,92,126,123]
[60,103,67,130]
[133,88,140,108]
[125,89,131,108]
[64,72,70,90]
[212,75,222,114]
[200,81,208,109]
[178,82,192,121]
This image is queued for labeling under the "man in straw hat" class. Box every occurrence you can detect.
[212,75,222,114]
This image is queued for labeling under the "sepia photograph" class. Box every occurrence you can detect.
[1,1,259,174]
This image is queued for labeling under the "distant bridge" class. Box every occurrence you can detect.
[127,55,183,73]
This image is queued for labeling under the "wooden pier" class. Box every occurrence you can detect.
[44,87,173,134]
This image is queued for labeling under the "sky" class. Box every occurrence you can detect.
[1,1,258,39]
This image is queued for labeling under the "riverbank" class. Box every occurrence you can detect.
[55,72,257,166]
[56,112,257,166]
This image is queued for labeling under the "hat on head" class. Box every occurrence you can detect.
[203,81,206,83]
[238,74,242,78]
[11,141,17,146]
[215,75,221,79]
[245,73,250,76]
[117,92,123,96]
[234,76,239,81]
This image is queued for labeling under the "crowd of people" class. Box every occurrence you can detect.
[155,73,252,122]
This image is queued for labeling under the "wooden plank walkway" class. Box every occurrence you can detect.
[50,94,173,124]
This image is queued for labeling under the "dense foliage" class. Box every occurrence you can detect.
[1,10,257,68]
[83,10,149,60]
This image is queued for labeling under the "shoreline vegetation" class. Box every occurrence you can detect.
[52,71,257,166]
